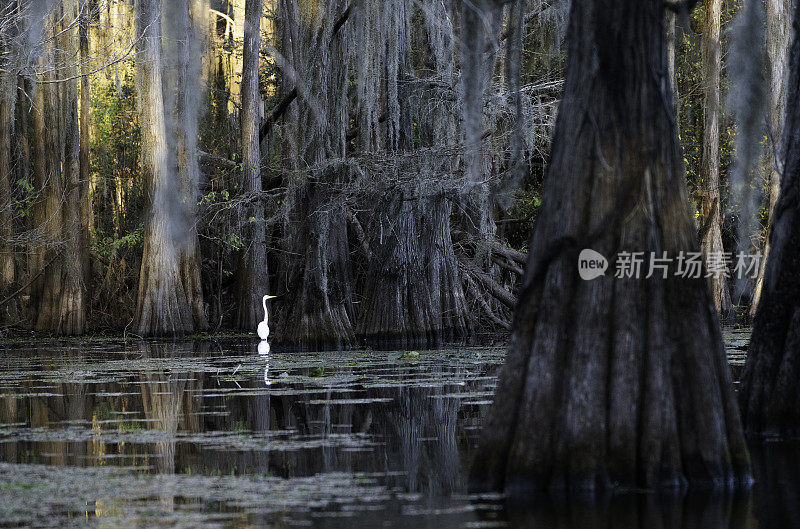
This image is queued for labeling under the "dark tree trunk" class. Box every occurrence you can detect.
[470,0,750,494]
[357,194,468,349]
[0,0,17,313]
[0,62,15,300]
[234,0,270,330]
[278,175,355,350]
[273,0,355,349]
[740,1,800,438]
[354,0,468,348]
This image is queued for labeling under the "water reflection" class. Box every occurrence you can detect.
[501,491,752,529]
[0,340,797,528]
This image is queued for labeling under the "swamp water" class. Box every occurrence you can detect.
[0,329,797,528]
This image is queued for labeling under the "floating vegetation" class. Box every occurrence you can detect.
[0,334,772,527]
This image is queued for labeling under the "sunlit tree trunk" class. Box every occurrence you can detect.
[79,0,92,294]
[235,0,269,330]
[168,0,208,330]
[134,0,196,336]
[740,0,800,437]
[666,10,678,112]
[751,0,792,316]
[32,3,86,334]
[53,0,87,334]
[30,59,50,307]
[470,0,750,493]
[700,0,731,315]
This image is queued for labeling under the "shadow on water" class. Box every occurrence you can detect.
[499,490,751,529]
[0,333,797,528]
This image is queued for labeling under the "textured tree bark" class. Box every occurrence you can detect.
[354,0,468,348]
[32,3,86,335]
[0,0,17,312]
[0,64,15,300]
[78,0,92,296]
[470,0,750,494]
[280,195,355,350]
[273,0,355,349]
[234,0,270,330]
[168,0,208,331]
[356,194,468,349]
[740,1,800,438]
[700,0,732,316]
[133,0,196,336]
[666,10,678,112]
[750,0,792,317]
[30,58,50,309]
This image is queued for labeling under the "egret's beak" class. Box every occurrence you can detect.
[265,295,279,300]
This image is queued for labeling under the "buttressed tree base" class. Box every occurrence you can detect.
[470,0,751,494]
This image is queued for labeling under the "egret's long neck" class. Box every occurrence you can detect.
[262,295,269,323]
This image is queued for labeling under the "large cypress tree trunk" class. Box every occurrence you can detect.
[740,1,800,438]
[31,54,66,331]
[167,0,208,331]
[234,0,270,330]
[357,193,468,349]
[134,0,196,336]
[354,0,468,348]
[30,58,50,312]
[32,4,86,334]
[52,0,86,334]
[273,0,355,349]
[470,0,750,493]
[699,0,732,316]
[0,0,19,318]
[750,0,792,316]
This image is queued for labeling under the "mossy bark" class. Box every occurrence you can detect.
[272,0,355,350]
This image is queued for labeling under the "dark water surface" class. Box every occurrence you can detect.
[0,329,797,528]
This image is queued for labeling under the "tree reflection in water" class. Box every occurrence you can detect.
[0,341,798,528]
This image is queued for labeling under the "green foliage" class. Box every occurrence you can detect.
[93,224,144,260]
[14,179,35,218]
[90,71,142,242]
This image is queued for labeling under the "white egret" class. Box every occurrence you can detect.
[257,340,270,355]
[257,295,278,340]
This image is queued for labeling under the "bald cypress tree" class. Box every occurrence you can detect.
[470,0,750,493]
[740,0,800,438]
[134,0,204,336]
